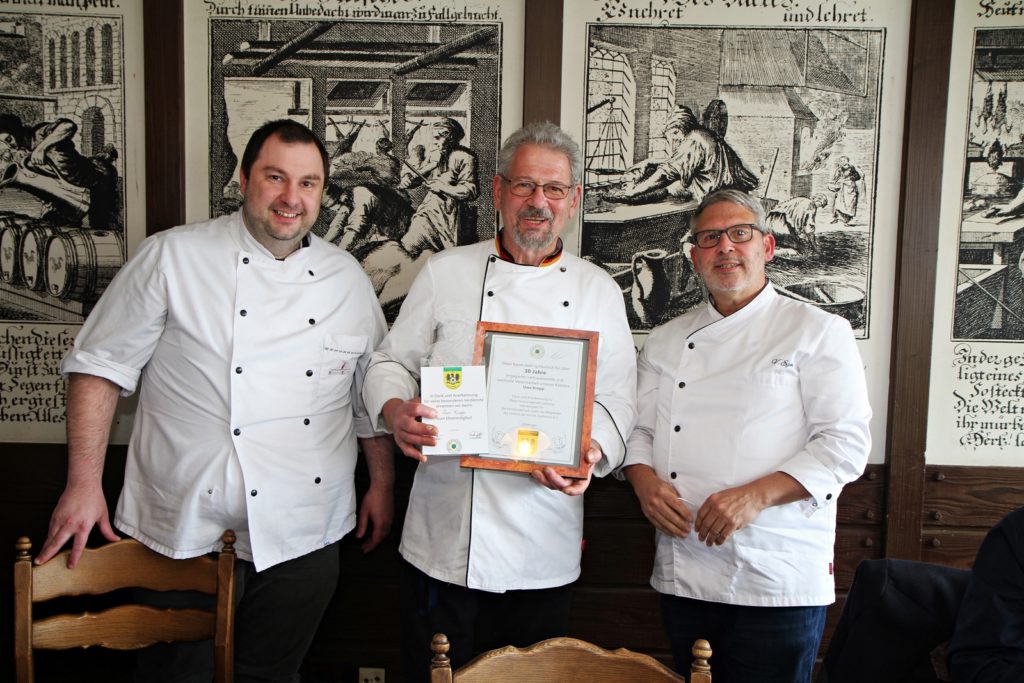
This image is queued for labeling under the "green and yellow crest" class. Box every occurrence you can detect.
[443,367,462,390]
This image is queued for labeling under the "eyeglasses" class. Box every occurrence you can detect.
[691,224,764,249]
[500,175,573,200]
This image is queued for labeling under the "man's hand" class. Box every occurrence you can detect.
[693,472,808,546]
[382,397,437,462]
[530,443,603,496]
[624,464,692,537]
[693,484,765,546]
[356,482,394,553]
[35,482,119,568]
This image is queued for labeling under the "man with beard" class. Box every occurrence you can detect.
[606,106,758,205]
[623,190,871,683]
[36,120,393,682]
[362,121,637,681]
[398,117,479,257]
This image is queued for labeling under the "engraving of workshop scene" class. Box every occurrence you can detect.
[581,25,882,336]
[207,18,500,320]
[954,28,1024,342]
[0,13,125,323]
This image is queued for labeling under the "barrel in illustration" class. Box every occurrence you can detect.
[19,224,61,291]
[45,229,125,301]
[0,215,33,285]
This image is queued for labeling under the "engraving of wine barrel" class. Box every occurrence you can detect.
[46,229,125,301]
[19,224,62,291]
[0,215,34,285]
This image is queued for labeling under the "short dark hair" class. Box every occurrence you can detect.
[240,119,328,180]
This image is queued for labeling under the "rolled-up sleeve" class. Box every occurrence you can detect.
[60,235,169,396]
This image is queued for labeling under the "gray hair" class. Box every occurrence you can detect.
[688,189,767,234]
[496,121,582,186]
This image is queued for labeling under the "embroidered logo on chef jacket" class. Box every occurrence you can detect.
[771,358,794,368]
[327,360,350,376]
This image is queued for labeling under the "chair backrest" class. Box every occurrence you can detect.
[13,530,237,683]
[429,633,712,682]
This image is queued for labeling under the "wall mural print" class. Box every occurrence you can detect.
[185,0,524,321]
[928,1,1024,465]
[561,0,912,463]
[0,3,144,443]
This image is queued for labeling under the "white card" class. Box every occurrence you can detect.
[420,365,488,456]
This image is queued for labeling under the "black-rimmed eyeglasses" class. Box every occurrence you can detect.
[691,224,764,249]
[500,175,573,200]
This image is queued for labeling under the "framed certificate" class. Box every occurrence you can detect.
[460,322,599,478]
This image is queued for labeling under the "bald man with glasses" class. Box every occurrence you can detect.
[622,189,872,683]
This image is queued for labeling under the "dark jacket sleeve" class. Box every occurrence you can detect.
[948,507,1024,683]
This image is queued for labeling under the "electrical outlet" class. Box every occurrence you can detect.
[358,666,385,683]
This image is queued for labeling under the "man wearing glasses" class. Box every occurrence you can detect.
[623,189,871,683]
[363,121,636,681]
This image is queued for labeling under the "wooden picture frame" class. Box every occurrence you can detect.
[460,321,598,479]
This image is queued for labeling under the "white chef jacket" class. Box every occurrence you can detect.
[625,284,871,606]
[362,238,637,591]
[61,212,387,571]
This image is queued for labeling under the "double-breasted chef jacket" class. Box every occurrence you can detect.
[363,237,637,592]
[62,211,387,571]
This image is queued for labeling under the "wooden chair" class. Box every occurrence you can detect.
[429,633,712,682]
[14,530,237,683]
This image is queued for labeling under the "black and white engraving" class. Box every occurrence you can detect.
[954,28,1024,342]
[204,17,502,320]
[580,25,883,336]
[0,12,126,323]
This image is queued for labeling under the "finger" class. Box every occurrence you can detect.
[361,527,384,553]
[67,531,89,569]
[98,517,120,543]
[409,401,438,420]
[34,530,70,566]
[355,508,369,539]
[398,442,428,462]
[530,469,555,489]
[397,429,437,447]
[650,505,690,537]
[542,467,572,490]
[560,479,589,496]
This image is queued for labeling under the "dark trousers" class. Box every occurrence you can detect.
[400,558,573,683]
[133,542,340,683]
[662,593,827,683]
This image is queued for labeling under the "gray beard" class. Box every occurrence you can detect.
[510,226,556,251]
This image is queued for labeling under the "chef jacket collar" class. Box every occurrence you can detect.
[234,212,312,263]
[494,229,563,267]
[704,280,777,326]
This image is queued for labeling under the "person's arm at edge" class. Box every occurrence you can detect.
[35,373,121,567]
[355,434,395,553]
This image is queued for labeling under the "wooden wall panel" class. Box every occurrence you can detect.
[923,465,1024,528]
